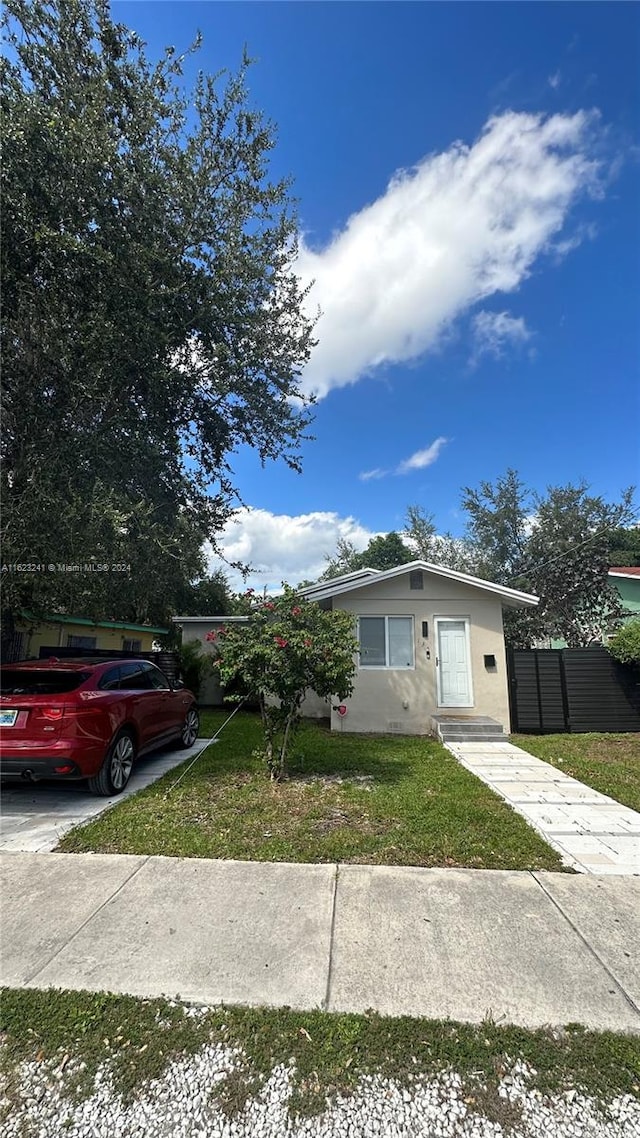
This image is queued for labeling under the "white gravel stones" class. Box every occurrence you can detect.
[1,1041,639,1138]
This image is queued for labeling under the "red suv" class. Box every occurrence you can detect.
[0,659,199,796]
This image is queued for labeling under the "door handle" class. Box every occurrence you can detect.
[435,657,439,666]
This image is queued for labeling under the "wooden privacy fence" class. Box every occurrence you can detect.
[507,646,640,734]
[37,645,180,683]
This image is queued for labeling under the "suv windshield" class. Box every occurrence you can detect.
[0,670,91,695]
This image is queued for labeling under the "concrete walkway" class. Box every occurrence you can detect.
[2,852,640,1033]
[446,740,640,875]
[0,740,213,853]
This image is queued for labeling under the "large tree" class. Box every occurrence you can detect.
[460,471,636,647]
[321,531,413,580]
[404,505,479,574]
[1,0,315,630]
[608,525,640,568]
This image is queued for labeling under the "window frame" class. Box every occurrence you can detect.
[123,638,142,653]
[357,615,415,670]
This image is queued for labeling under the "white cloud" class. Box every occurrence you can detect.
[548,71,562,90]
[470,310,532,362]
[359,468,386,482]
[207,507,379,590]
[294,110,603,399]
[358,437,449,481]
[396,437,449,474]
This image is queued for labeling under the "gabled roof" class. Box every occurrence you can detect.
[298,567,380,598]
[609,567,640,579]
[299,560,539,608]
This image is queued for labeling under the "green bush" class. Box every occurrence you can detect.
[177,640,209,697]
[607,619,640,666]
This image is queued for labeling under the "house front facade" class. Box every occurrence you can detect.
[299,562,537,735]
[175,561,538,735]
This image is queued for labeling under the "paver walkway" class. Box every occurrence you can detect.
[0,739,213,853]
[2,852,640,1032]
[446,740,640,875]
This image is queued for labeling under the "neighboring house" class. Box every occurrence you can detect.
[540,568,640,649]
[608,567,640,623]
[174,561,538,734]
[8,612,169,662]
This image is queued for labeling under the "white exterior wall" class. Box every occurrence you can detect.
[329,573,511,735]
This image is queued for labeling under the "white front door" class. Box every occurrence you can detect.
[437,619,473,707]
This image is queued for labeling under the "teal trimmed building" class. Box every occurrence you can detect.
[609,568,640,622]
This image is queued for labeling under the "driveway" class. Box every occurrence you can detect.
[0,739,213,853]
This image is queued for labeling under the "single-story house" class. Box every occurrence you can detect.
[7,612,169,662]
[173,561,538,735]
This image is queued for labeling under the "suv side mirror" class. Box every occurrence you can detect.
[172,678,185,690]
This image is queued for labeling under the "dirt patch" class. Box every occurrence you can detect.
[292,774,375,789]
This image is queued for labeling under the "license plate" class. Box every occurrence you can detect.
[0,710,18,727]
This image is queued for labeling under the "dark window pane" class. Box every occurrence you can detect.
[0,669,90,694]
[67,635,97,649]
[359,617,386,666]
[119,663,153,690]
[99,667,122,691]
[145,664,170,690]
[388,618,413,667]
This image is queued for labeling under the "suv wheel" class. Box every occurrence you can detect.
[88,729,136,796]
[179,708,200,749]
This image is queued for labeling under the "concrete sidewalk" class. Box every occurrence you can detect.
[2,852,640,1033]
[447,740,640,875]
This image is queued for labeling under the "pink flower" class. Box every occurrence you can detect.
[205,631,217,642]
[304,638,313,647]
[275,636,288,648]
[291,606,302,617]
[263,601,275,611]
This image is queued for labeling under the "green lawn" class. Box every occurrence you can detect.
[57,711,565,870]
[512,733,640,813]
[2,988,638,1121]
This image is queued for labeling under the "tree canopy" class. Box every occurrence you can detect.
[1,0,315,632]
[321,531,413,580]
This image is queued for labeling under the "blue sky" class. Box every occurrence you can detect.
[117,1,640,588]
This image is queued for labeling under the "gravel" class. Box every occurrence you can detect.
[1,1042,639,1137]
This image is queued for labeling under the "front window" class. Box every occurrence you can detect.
[67,635,97,650]
[358,616,414,668]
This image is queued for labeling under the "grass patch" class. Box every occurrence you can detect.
[512,733,640,813]
[57,712,565,871]
[1,988,639,1121]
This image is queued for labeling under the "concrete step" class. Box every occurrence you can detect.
[437,722,505,734]
[437,737,503,746]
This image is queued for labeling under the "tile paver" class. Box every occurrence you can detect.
[447,740,640,875]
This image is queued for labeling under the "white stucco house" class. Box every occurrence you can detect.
[173,561,538,735]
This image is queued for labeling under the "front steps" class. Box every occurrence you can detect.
[432,715,506,744]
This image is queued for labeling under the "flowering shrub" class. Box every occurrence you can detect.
[211,585,358,780]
